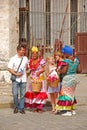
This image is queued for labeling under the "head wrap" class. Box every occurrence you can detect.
[31,46,38,53]
[62,45,73,55]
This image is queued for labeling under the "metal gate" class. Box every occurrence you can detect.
[19,0,87,58]
[19,9,78,57]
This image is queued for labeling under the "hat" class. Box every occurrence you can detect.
[62,45,73,55]
[31,46,38,52]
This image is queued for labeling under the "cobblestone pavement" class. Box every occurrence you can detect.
[0,74,87,130]
[0,105,87,130]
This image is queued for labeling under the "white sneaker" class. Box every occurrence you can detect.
[72,110,76,115]
[62,111,72,116]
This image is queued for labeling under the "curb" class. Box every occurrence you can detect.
[0,103,14,109]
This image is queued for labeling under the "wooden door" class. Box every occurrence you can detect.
[75,32,87,73]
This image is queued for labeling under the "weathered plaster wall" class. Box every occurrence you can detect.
[0,0,19,82]
[0,1,9,70]
[9,0,19,57]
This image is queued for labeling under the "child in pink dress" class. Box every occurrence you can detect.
[45,55,60,113]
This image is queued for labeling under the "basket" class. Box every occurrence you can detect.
[49,79,60,88]
[31,81,42,92]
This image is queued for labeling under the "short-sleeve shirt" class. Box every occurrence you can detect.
[8,54,28,82]
[64,58,79,75]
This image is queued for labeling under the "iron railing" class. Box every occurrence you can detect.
[19,10,87,57]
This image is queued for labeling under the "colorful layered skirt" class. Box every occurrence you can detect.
[55,74,79,111]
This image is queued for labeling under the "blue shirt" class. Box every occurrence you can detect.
[63,57,79,75]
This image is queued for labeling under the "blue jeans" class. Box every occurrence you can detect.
[12,81,26,110]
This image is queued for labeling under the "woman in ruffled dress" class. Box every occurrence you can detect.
[55,45,82,116]
[25,46,47,112]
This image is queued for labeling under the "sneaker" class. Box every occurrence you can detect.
[20,109,25,114]
[14,108,18,114]
[72,110,76,115]
[62,111,72,116]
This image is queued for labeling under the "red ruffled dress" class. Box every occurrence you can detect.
[25,58,48,110]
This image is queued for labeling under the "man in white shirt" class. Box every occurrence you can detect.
[8,43,28,114]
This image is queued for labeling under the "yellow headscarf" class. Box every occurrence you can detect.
[31,46,38,53]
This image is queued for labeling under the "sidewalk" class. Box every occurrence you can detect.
[0,74,87,108]
[75,74,87,106]
[0,74,87,130]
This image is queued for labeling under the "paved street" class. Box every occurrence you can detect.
[0,74,87,130]
[0,105,87,130]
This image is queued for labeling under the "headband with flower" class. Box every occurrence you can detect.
[31,46,38,52]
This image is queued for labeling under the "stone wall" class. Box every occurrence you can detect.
[0,0,19,82]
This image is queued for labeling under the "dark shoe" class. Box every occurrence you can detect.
[20,109,25,114]
[14,108,18,114]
